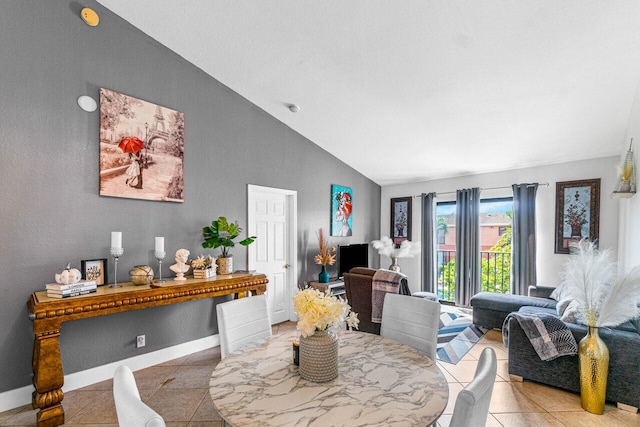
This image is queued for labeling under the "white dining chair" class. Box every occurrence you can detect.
[380,293,441,360]
[113,365,166,427]
[449,347,497,427]
[216,293,272,359]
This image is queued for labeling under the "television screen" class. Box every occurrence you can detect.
[338,243,369,278]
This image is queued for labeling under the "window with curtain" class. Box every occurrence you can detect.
[434,197,513,303]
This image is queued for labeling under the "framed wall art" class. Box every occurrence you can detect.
[331,185,353,236]
[99,88,185,203]
[81,258,108,286]
[391,197,412,246]
[554,178,600,254]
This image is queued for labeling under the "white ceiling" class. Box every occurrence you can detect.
[96,1,640,186]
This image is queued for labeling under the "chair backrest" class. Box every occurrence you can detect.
[380,293,440,360]
[343,267,380,334]
[113,365,166,427]
[216,294,272,359]
[449,347,497,427]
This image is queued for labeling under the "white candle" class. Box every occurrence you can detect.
[155,237,164,252]
[111,231,122,249]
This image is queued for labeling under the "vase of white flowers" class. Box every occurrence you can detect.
[562,239,640,414]
[293,287,359,382]
[371,236,420,273]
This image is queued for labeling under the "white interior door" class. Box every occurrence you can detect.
[247,185,297,324]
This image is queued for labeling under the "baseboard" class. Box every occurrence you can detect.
[0,334,219,413]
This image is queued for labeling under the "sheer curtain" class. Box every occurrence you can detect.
[511,183,539,295]
[455,188,480,307]
[421,192,437,293]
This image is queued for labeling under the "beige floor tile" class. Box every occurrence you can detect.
[162,365,215,389]
[157,355,191,366]
[190,392,222,422]
[0,406,38,426]
[483,329,504,343]
[437,412,501,426]
[489,382,546,414]
[73,378,112,391]
[436,362,458,383]
[439,359,479,383]
[608,407,640,425]
[550,409,639,427]
[493,412,566,426]
[0,406,29,424]
[60,389,108,421]
[134,365,180,390]
[442,382,464,415]
[147,388,207,422]
[495,359,511,382]
[511,381,582,412]
[66,391,118,424]
[187,422,223,427]
[183,346,221,366]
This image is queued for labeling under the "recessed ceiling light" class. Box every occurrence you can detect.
[288,104,300,113]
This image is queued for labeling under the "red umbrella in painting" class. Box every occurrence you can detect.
[118,136,144,153]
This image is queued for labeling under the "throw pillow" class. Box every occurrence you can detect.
[557,297,579,324]
[550,282,568,301]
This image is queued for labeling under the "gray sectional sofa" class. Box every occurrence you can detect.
[470,287,640,409]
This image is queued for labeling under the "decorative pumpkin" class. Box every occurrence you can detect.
[55,263,82,285]
[130,265,154,285]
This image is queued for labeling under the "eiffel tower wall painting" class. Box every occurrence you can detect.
[99,88,185,202]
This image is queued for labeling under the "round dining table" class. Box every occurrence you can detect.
[210,329,449,426]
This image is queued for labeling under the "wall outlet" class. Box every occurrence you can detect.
[136,335,145,348]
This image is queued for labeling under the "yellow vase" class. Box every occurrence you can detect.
[578,326,609,414]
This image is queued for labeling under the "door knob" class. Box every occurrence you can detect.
[283,264,290,269]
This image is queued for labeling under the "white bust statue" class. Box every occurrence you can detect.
[170,248,190,281]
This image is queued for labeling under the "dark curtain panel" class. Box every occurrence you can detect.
[511,183,539,295]
[421,192,437,293]
[455,188,481,307]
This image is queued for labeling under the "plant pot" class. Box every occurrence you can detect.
[217,256,233,275]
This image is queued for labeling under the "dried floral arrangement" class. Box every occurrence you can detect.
[190,255,214,270]
[314,228,336,266]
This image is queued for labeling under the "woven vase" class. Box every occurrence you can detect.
[578,326,609,414]
[216,256,233,275]
[299,330,339,382]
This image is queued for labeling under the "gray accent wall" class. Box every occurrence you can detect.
[0,0,381,393]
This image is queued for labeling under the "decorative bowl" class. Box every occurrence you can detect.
[130,265,154,285]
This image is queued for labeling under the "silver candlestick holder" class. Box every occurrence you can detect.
[110,247,124,288]
[154,250,166,284]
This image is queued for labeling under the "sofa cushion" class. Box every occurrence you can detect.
[471,292,557,314]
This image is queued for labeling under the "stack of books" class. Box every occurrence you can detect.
[46,280,97,299]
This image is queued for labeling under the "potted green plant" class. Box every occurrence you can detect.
[202,216,256,274]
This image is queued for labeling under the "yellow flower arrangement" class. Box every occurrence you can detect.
[314,228,336,266]
[293,287,359,337]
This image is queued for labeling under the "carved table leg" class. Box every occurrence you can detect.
[32,330,64,427]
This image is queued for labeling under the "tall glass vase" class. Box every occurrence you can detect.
[578,326,609,414]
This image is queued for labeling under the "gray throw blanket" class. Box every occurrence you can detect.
[502,312,577,361]
[371,270,408,323]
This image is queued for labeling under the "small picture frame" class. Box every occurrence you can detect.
[81,258,108,286]
[554,179,601,254]
[391,197,412,246]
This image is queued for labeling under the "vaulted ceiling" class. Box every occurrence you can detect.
[97,1,640,185]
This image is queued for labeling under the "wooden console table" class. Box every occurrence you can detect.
[26,273,267,427]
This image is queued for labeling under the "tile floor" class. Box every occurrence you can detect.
[1,323,638,426]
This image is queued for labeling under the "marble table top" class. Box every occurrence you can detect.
[210,330,449,426]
